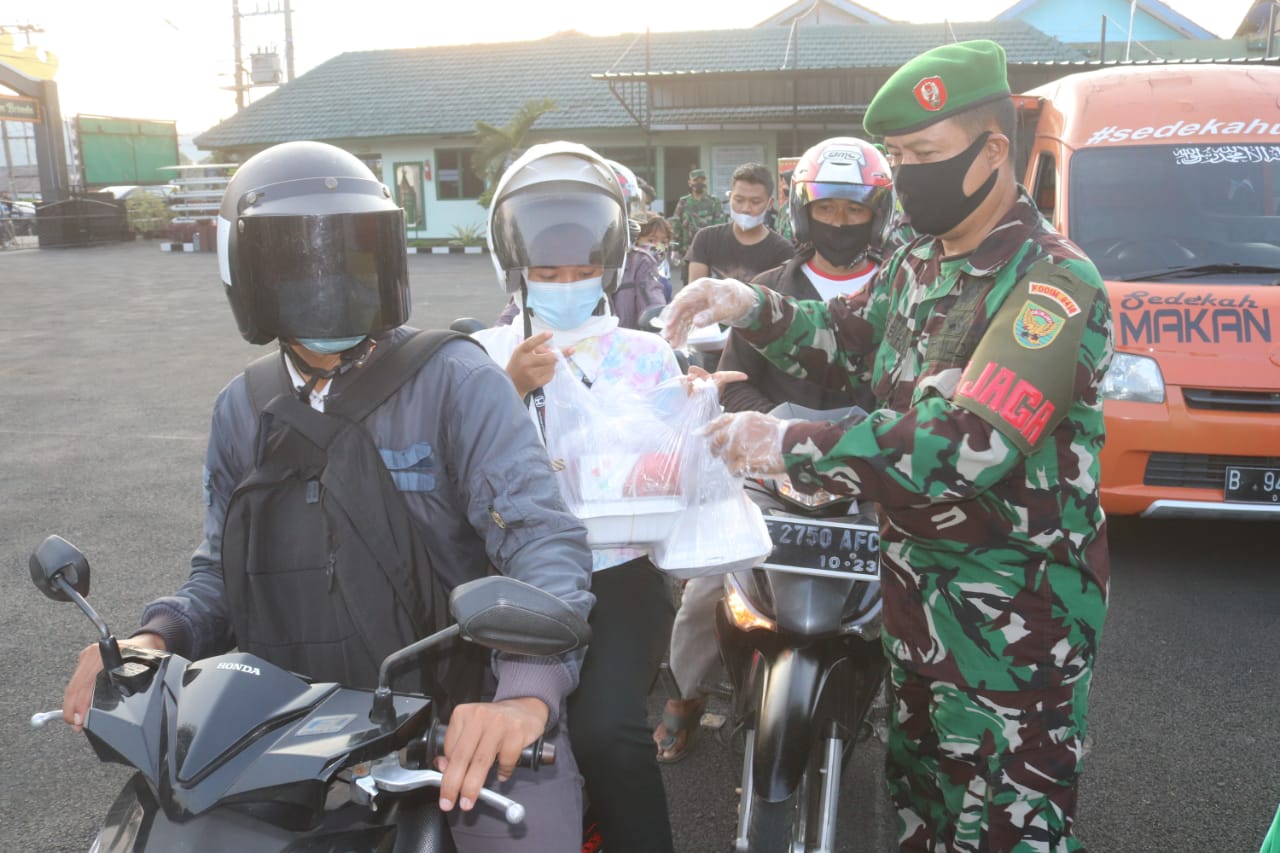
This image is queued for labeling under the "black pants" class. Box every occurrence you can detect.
[567,558,676,853]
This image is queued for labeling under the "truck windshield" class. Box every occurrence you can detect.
[1068,144,1280,282]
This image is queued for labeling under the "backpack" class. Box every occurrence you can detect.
[612,248,664,329]
[221,330,486,708]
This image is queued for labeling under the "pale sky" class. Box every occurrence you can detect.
[2,0,1259,135]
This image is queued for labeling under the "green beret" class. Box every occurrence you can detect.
[864,40,1011,137]
[689,168,707,179]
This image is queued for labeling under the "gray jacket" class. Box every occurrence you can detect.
[137,327,594,726]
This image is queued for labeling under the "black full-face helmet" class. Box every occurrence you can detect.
[487,141,628,294]
[217,141,409,345]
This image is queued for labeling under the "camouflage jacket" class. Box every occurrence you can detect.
[775,205,794,243]
[736,192,1113,690]
[672,192,726,248]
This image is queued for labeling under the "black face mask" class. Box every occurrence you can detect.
[894,131,995,237]
[808,218,874,268]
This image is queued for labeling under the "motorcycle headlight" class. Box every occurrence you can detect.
[1100,352,1165,404]
[775,475,844,509]
[725,584,775,632]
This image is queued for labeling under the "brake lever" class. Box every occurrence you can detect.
[31,710,66,729]
[353,761,525,824]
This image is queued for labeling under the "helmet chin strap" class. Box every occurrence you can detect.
[279,337,376,402]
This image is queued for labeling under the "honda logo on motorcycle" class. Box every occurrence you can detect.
[216,662,261,676]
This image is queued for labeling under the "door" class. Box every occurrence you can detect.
[662,146,701,218]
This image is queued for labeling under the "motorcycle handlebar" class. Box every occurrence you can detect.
[425,720,555,769]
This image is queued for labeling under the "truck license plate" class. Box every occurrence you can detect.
[762,517,879,578]
[1224,466,1280,504]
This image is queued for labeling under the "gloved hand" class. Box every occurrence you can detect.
[658,277,760,348]
[703,411,789,477]
[684,364,747,396]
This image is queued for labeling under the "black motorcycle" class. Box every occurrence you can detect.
[28,534,590,852]
[714,404,887,853]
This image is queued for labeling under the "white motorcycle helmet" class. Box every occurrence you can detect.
[487,142,629,295]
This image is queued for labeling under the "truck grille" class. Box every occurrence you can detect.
[1183,388,1280,413]
[1143,453,1280,489]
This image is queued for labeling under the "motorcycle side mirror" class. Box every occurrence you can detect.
[637,305,666,335]
[448,317,488,335]
[369,577,590,727]
[29,535,123,672]
[29,534,91,602]
[449,576,591,657]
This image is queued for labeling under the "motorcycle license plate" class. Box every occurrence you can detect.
[1224,466,1280,504]
[762,517,879,579]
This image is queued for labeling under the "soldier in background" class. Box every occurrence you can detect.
[670,168,726,282]
[660,40,1113,852]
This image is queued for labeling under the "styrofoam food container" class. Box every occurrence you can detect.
[577,497,683,548]
[652,493,771,579]
[685,323,730,352]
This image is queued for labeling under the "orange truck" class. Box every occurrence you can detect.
[1016,64,1280,518]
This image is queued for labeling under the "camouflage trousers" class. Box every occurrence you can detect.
[886,659,1093,853]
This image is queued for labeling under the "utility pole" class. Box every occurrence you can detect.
[232,0,245,111]
[230,0,295,112]
[0,23,45,44]
[283,0,295,81]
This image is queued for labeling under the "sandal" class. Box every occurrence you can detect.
[654,696,706,764]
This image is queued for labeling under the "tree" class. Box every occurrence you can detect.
[471,98,557,208]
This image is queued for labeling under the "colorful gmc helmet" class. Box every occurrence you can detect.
[789,137,895,251]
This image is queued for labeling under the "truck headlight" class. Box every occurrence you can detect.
[1100,353,1165,403]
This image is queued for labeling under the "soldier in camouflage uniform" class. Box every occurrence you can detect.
[671,167,726,261]
[661,41,1112,852]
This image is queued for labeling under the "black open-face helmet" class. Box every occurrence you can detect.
[487,142,628,294]
[218,141,409,345]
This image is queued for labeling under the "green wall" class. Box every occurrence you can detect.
[77,115,179,187]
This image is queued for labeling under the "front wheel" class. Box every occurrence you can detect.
[745,791,798,852]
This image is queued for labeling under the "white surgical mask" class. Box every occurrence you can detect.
[731,210,768,230]
[298,335,366,354]
[525,276,605,330]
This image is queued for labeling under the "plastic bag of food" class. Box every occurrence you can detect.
[652,377,772,578]
[541,356,689,547]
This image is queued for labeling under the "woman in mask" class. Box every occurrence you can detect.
[472,142,682,853]
[612,210,674,329]
[654,136,896,762]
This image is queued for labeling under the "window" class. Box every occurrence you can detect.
[356,153,382,180]
[1069,144,1280,279]
[1031,152,1057,221]
[435,148,484,200]
[1,120,37,167]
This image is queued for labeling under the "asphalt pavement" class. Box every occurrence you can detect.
[1,242,1277,852]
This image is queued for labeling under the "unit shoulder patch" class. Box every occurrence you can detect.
[953,260,1097,454]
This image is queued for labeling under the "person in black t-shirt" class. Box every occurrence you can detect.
[685,162,794,286]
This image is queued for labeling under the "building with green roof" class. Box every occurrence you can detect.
[195,22,1087,240]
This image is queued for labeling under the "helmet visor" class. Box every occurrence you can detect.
[491,189,626,273]
[232,209,409,339]
[796,181,890,209]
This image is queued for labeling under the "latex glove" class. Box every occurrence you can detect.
[436,697,549,812]
[658,277,760,348]
[703,411,789,477]
[684,364,747,396]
